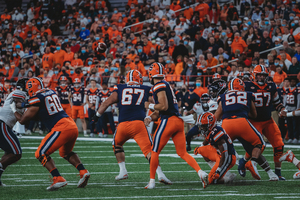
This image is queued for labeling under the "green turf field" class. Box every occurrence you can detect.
[1,135,300,200]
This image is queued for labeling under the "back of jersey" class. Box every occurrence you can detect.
[218,91,253,120]
[245,81,276,121]
[115,84,151,123]
[152,80,180,119]
[28,89,69,130]
[208,126,235,155]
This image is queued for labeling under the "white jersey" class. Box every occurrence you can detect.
[0,90,26,128]
[192,100,218,119]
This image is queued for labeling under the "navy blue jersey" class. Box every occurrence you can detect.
[55,85,70,104]
[277,87,288,104]
[28,89,68,130]
[206,126,235,155]
[245,81,277,121]
[173,89,182,102]
[69,86,85,106]
[286,87,300,107]
[183,92,199,111]
[152,80,180,119]
[98,90,111,105]
[218,91,253,120]
[114,84,151,123]
[85,88,100,105]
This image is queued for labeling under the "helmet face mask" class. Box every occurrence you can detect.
[148,62,165,85]
[199,124,209,136]
[16,78,29,91]
[256,74,268,85]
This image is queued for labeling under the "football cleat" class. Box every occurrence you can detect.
[158,175,172,185]
[279,150,295,163]
[238,159,246,177]
[47,176,67,191]
[0,181,6,187]
[245,161,261,180]
[115,173,128,181]
[145,180,155,189]
[77,170,90,188]
[186,145,191,152]
[293,171,300,179]
[268,171,279,181]
[83,133,89,137]
[278,176,286,181]
[98,132,104,138]
[198,170,208,189]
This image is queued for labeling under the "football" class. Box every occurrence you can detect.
[96,42,107,53]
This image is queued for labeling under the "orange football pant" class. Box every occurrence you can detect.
[35,117,78,158]
[72,105,84,119]
[150,116,201,179]
[112,120,152,156]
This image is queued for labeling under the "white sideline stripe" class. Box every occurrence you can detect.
[275,197,300,199]
[20,136,300,149]
[24,193,300,200]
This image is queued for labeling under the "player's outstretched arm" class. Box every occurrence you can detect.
[145,91,168,111]
[93,92,118,123]
[214,102,223,121]
[248,100,257,119]
[11,104,39,125]
[68,92,73,107]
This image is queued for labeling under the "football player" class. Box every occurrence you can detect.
[215,78,279,181]
[185,93,218,151]
[56,76,71,116]
[245,65,285,180]
[0,78,27,186]
[208,79,227,101]
[96,82,115,138]
[91,70,171,183]
[144,63,208,189]
[12,77,90,191]
[68,78,88,137]
[85,79,100,137]
[194,112,237,185]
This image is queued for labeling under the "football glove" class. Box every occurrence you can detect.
[90,114,100,127]
[194,146,200,155]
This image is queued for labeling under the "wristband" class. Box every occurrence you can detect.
[287,112,293,117]
[96,112,101,117]
[148,103,155,110]
[145,116,152,121]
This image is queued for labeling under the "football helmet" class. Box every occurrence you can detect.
[74,78,81,88]
[197,112,216,136]
[26,77,45,97]
[243,72,253,82]
[237,72,244,79]
[253,65,268,85]
[212,73,221,80]
[209,80,227,99]
[228,78,245,91]
[200,93,210,103]
[125,70,143,85]
[148,62,165,85]
[59,76,67,86]
[16,78,29,91]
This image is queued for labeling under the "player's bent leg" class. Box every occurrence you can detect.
[257,155,279,181]
[186,125,199,151]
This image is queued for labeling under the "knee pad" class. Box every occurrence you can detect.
[113,146,124,155]
[38,154,51,166]
[63,152,76,161]
[274,146,284,163]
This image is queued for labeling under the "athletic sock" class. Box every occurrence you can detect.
[275,167,281,177]
[50,168,61,177]
[76,163,85,171]
[260,161,271,172]
[118,162,127,174]
[156,165,164,177]
[83,130,87,135]
[150,152,159,179]
[293,157,300,168]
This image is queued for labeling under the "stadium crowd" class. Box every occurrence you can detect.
[0,0,300,141]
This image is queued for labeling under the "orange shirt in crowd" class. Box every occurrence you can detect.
[273,71,287,85]
[63,52,74,63]
[127,0,138,5]
[95,0,106,9]
[194,87,208,98]
[71,59,84,68]
[47,74,60,90]
[184,8,194,20]
[42,52,54,69]
[277,53,292,62]
[111,13,122,22]
[143,41,152,55]
[13,41,23,50]
[231,37,248,53]
[206,57,218,72]
[174,62,184,75]
[53,50,66,67]
[195,3,209,19]
[1,14,11,21]
[169,45,175,56]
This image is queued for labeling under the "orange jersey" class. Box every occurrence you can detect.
[53,50,66,67]
[42,53,54,69]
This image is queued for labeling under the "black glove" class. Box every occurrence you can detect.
[90,114,100,127]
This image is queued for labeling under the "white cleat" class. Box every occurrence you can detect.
[115,173,128,181]
[268,171,279,181]
[145,180,155,189]
[46,176,67,191]
[198,170,209,189]
[90,133,95,138]
[25,130,32,135]
[39,130,44,135]
[158,175,172,185]
[279,150,295,163]
[103,134,108,138]
[98,132,104,138]
[224,172,237,184]
[77,170,90,188]
[293,171,300,179]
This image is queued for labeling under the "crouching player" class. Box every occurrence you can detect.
[194,112,236,184]
[11,77,90,191]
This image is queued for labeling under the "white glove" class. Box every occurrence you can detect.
[10,102,17,113]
